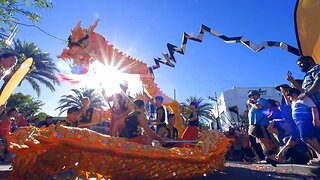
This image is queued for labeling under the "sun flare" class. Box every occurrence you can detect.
[74,61,142,98]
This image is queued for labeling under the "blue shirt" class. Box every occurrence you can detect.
[280,104,294,123]
[249,97,269,126]
[291,97,315,125]
[268,107,282,120]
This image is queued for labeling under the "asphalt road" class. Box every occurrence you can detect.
[203,162,320,180]
[0,161,319,179]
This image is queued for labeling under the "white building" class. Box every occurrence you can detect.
[211,87,282,131]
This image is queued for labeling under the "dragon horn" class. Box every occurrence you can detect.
[88,19,100,34]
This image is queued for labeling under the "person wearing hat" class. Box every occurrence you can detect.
[275,84,290,104]
[275,84,295,125]
[102,81,134,137]
[286,87,320,165]
[247,90,273,154]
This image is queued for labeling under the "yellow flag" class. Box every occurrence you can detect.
[295,0,320,64]
[0,58,33,105]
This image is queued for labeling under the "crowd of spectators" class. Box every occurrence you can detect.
[226,56,320,166]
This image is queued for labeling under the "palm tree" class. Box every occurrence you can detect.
[180,96,214,126]
[0,39,60,96]
[55,87,105,115]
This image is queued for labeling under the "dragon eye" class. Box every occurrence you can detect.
[80,38,89,48]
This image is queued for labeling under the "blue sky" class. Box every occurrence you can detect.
[11,0,304,116]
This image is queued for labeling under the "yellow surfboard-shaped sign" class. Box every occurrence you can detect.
[0,58,33,106]
[295,0,320,64]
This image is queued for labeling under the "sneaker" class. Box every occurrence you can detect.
[256,160,267,164]
[266,158,277,167]
[253,157,260,163]
[307,158,320,166]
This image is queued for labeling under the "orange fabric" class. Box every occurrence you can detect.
[7,125,230,179]
[130,135,153,145]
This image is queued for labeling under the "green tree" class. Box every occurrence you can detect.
[0,0,53,41]
[180,96,214,126]
[55,87,105,115]
[6,92,44,113]
[33,112,48,121]
[1,39,60,96]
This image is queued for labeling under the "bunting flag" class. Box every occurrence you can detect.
[152,24,301,69]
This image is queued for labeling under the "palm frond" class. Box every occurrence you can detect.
[2,39,61,96]
[25,77,41,97]
[182,96,214,125]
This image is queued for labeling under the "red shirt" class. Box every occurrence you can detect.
[17,117,27,127]
[0,119,11,137]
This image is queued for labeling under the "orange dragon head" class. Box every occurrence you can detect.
[58,20,106,74]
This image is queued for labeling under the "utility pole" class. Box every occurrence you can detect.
[174,89,176,100]
[209,92,221,131]
[215,92,221,131]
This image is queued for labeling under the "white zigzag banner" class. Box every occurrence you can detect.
[151,24,301,70]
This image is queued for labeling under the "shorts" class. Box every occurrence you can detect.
[295,120,314,140]
[249,124,270,139]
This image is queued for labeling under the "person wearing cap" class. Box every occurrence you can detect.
[102,81,133,137]
[247,90,273,154]
[275,84,295,125]
[275,84,291,105]
[286,87,320,165]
